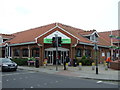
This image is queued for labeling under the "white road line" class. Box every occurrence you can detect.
[102,82,118,85]
[6,80,9,81]
[30,86,34,88]
[96,81,103,84]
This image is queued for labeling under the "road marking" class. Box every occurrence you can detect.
[102,82,118,85]
[97,81,102,84]
[30,86,34,88]
[6,80,9,81]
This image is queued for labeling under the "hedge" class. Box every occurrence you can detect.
[11,58,28,66]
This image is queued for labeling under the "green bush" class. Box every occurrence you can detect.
[11,58,28,66]
[77,56,93,66]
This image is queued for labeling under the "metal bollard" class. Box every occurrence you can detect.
[105,63,108,70]
[92,63,95,70]
[66,63,68,70]
[78,63,82,70]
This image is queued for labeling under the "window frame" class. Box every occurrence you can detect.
[32,48,40,57]
[85,49,91,57]
[76,48,82,57]
[22,48,29,57]
[13,49,20,57]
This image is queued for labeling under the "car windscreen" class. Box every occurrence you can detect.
[2,59,12,63]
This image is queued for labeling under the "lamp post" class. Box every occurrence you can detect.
[94,41,98,74]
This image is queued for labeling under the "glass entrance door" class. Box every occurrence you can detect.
[45,50,69,65]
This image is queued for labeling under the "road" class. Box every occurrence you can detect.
[2,69,119,88]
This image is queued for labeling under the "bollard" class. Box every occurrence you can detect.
[92,63,95,70]
[78,63,82,70]
[105,63,108,70]
[43,62,47,68]
[66,63,68,70]
[103,61,106,66]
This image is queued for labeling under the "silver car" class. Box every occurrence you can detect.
[0,58,17,71]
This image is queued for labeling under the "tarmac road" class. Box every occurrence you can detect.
[2,69,118,88]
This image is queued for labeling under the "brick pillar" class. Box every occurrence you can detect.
[40,45,44,66]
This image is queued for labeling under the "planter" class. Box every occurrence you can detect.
[110,60,120,70]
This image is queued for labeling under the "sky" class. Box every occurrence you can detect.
[0,0,119,34]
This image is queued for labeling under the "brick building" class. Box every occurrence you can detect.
[0,23,119,65]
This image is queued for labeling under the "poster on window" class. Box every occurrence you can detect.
[102,52,105,57]
[116,53,119,57]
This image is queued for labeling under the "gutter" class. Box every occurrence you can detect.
[8,41,36,46]
[79,42,110,48]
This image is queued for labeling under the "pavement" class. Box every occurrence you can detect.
[18,64,119,81]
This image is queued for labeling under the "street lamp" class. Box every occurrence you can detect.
[93,41,99,74]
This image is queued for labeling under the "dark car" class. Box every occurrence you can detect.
[0,58,17,71]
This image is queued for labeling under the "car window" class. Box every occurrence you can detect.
[2,59,12,63]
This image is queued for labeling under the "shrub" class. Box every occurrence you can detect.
[77,56,93,66]
[11,58,28,66]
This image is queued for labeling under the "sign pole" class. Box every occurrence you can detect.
[95,43,98,74]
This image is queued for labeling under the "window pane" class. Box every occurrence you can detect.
[76,48,82,57]
[85,49,91,57]
[14,49,20,56]
[32,48,39,57]
[22,49,28,57]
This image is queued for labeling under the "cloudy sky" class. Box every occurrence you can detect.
[0,0,119,34]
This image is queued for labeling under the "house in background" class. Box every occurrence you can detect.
[0,34,14,58]
[0,23,119,65]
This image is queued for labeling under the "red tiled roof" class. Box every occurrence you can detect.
[98,30,120,43]
[8,23,56,44]
[0,34,14,39]
[1,22,118,47]
[57,23,92,43]
[79,30,96,35]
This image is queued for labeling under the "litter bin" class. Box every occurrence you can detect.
[35,59,39,68]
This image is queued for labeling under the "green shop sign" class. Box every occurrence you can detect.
[44,38,71,44]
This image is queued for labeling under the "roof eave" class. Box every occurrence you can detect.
[79,42,110,48]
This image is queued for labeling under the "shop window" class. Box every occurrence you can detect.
[85,49,91,57]
[76,48,82,57]
[14,49,20,56]
[32,48,39,57]
[22,48,28,57]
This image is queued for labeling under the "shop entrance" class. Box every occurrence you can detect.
[44,47,69,65]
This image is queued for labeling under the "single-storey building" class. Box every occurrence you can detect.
[0,23,119,65]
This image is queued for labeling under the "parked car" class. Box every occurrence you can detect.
[0,58,17,71]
